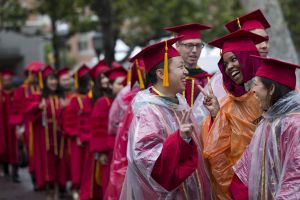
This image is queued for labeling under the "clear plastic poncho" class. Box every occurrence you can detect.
[193,70,227,128]
[108,85,131,135]
[120,88,213,200]
[234,91,300,199]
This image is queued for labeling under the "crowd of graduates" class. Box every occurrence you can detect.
[1,9,300,200]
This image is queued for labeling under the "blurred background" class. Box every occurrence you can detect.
[0,0,299,82]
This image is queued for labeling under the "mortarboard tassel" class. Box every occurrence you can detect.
[127,65,132,85]
[135,59,145,89]
[237,17,241,29]
[88,81,94,98]
[38,71,44,89]
[163,40,169,87]
[74,72,79,89]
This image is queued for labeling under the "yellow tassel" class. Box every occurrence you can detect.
[163,40,169,87]
[191,78,195,107]
[88,81,94,98]
[135,59,145,89]
[88,90,93,98]
[95,160,102,186]
[127,65,132,85]
[74,72,79,89]
[237,17,241,29]
[29,122,34,158]
[38,72,43,89]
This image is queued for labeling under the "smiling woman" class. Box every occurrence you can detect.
[196,30,268,199]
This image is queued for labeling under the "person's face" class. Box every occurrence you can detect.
[29,74,38,85]
[2,75,13,90]
[223,52,244,85]
[251,76,273,111]
[111,77,125,95]
[59,74,71,91]
[176,38,204,68]
[47,75,58,92]
[167,56,188,94]
[100,74,109,89]
[250,29,269,57]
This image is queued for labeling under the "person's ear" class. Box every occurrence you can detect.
[155,68,164,82]
[175,42,180,49]
[269,84,275,96]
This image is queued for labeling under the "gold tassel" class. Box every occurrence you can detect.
[29,122,34,158]
[88,81,94,99]
[163,40,169,87]
[74,72,79,89]
[191,78,195,107]
[135,59,145,89]
[127,65,132,85]
[237,17,241,29]
[38,71,43,89]
[95,160,102,186]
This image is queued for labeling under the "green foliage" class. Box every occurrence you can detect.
[279,0,300,49]
[0,0,28,31]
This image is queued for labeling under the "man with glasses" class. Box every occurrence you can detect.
[164,23,212,107]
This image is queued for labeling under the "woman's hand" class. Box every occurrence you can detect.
[198,82,220,119]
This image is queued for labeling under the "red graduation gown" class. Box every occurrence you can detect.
[184,71,211,107]
[229,174,249,200]
[63,94,92,189]
[0,90,18,165]
[105,89,139,200]
[80,96,113,200]
[9,85,41,175]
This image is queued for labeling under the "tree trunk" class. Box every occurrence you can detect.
[50,16,60,69]
[239,0,300,87]
[94,0,116,68]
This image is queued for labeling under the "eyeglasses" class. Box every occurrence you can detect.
[179,42,205,50]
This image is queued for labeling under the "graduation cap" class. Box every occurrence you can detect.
[25,61,44,74]
[251,55,300,89]
[57,68,69,78]
[208,30,267,54]
[39,66,55,89]
[164,23,212,40]
[129,55,145,89]
[132,36,183,87]
[74,64,90,89]
[90,60,110,80]
[0,70,14,76]
[225,9,270,32]
[104,67,127,81]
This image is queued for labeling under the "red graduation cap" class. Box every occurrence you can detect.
[57,68,69,78]
[129,55,145,89]
[0,70,14,76]
[25,61,44,74]
[164,23,211,40]
[74,64,90,89]
[104,67,127,81]
[42,66,55,78]
[90,60,110,80]
[112,61,123,68]
[132,37,183,87]
[252,55,300,89]
[208,30,267,54]
[225,9,270,32]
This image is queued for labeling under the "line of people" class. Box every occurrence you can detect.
[1,8,300,200]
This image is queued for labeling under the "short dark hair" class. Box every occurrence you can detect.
[259,76,292,106]
[146,60,172,86]
[77,73,92,95]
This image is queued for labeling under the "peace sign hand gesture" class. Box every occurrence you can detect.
[179,109,193,139]
[198,81,220,119]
